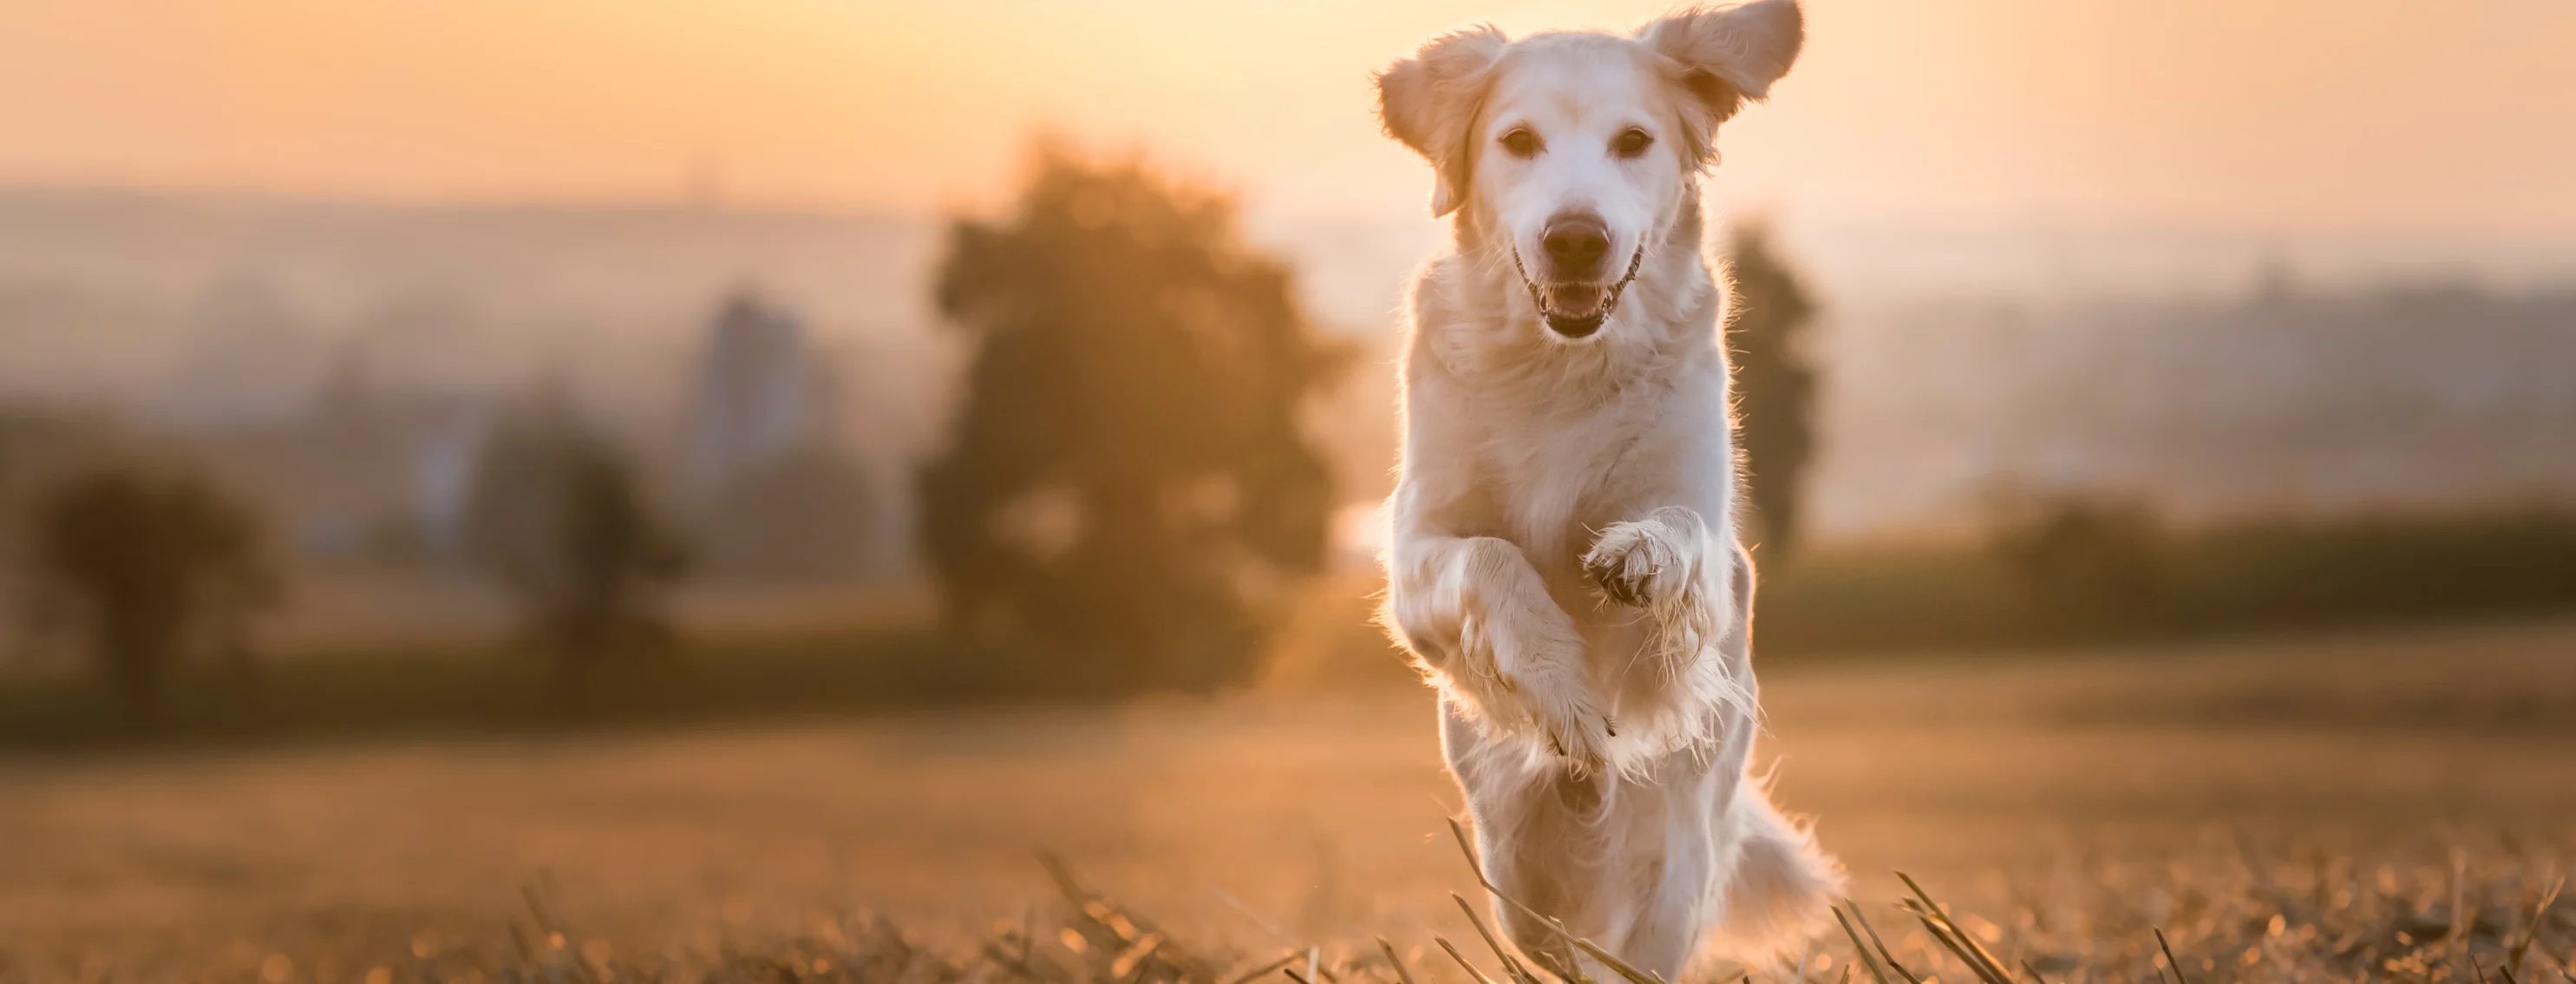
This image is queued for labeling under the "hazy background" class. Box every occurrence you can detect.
[4,2,2576,980]
[8,0,2576,572]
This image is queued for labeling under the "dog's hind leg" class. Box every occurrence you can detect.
[1443,699,1603,979]
[1705,784,1844,958]
[1593,774,1714,981]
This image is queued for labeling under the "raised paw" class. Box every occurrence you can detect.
[1523,679,1611,771]
[1583,517,1693,609]
[1462,607,1612,770]
[1496,643,1612,770]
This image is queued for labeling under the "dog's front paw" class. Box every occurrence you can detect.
[1584,516,1695,609]
[1512,666,1613,771]
[1461,607,1612,769]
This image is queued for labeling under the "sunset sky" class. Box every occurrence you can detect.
[6,0,2575,238]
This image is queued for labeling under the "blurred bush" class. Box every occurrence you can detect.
[6,503,2573,746]
[919,147,1343,692]
[1989,492,2167,633]
[2167,507,2576,627]
[16,456,282,717]
[1755,502,2576,654]
[463,395,689,676]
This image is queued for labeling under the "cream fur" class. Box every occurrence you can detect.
[1373,2,1841,975]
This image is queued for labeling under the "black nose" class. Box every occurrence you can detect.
[1540,213,1611,279]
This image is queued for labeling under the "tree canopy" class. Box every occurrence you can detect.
[22,461,280,713]
[919,148,1341,691]
[464,397,688,671]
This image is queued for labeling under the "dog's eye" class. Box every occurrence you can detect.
[1612,128,1654,159]
[1500,128,1540,158]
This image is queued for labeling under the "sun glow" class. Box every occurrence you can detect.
[2,1,2573,234]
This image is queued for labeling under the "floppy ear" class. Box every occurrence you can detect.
[1375,25,1507,218]
[1638,0,1803,163]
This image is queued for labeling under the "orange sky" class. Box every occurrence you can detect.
[6,0,2575,236]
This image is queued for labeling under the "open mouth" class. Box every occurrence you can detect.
[1540,285,1611,337]
[1512,246,1646,339]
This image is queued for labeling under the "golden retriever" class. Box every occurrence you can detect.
[1373,2,1840,975]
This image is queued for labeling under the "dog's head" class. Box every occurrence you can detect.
[1377,2,1801,339]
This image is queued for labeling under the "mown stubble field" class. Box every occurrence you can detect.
[4,620,2574,982]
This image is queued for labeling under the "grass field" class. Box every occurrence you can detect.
[4,620,2574,983]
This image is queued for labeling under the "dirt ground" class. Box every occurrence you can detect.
[4,620,2573,977]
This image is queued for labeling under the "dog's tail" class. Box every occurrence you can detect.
[1707,781,1845,958]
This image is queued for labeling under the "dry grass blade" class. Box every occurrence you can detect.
[1444,819,1660,984]
[1380,938,1420,984]
[508,922,537,963]
[2154,928,2190,984]
[2453,850,2474,954]
[983,939,1042,981]
[1903,903,2009,984]
[1443,822,1546,984]
[2513,876,2564,980]
[2018,959,2051,984]
[1451,893,1547,984]
[1832,905,1896,984]
[1112,933,1165,981]
[1437,936,1504,984]
[1897,872,2012,984]
[1447,819,1484,877]
[1226,952,1304,984]
[1035,849,1221,984]
[1844,902,1923,984]
[1566,937,1660,984]
[1038,850,1093,907]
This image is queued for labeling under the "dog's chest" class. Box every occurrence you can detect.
[1475,401,1646,561]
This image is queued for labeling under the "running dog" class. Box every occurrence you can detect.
[1374,2,1840,975]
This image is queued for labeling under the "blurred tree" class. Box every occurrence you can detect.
[920,148,1342,692]
[1724,221,1821,560]
[21,462,282,715]
[463,396,689,674]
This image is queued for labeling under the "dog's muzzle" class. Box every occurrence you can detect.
[1512,245,1646,338]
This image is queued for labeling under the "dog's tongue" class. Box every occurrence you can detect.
[1546,285,1608,319]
